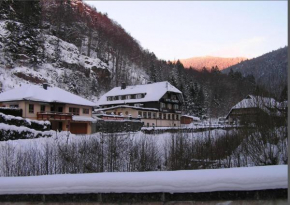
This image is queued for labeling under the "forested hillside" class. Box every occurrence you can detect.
[0,0,283,117]
[223,47,288,98]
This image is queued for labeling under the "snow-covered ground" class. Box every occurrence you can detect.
[0,165,287,195]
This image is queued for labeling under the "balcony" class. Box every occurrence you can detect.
[159,108,181,113]
[164,99,179,103]
[37,112,73,121]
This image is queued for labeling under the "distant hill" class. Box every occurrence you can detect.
[179,56,247,70]
[222,47,288,96]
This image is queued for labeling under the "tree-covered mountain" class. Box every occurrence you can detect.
[180,56,247,71]
[0,0,284,118]
[222,47,288,98]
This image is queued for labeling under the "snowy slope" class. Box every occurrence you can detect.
[0,165,287,194]
[0,20,148,102]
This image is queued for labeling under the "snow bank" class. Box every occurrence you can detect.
[0,165,287,195]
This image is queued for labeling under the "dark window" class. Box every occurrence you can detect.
[168,114,171,120]
[148,112,151,119]
[153,113,156,119]
[69,107,80,115]
[163,113,166,120]
[138,111,142,117]
[40,105,45,112]
[143,112,147,119]
[83,108,89,114]
[58,107,63,113]
[29,104,34,113]
[121,95,126,100]
[51,106,55,112]
[176,115,179,120]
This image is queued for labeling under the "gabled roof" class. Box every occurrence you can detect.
[0,84,96,107]
[97,81,182,106]
[226,95,281,119]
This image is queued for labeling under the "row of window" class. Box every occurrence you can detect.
[163,94,177,100]
[160,102,179,110]
[26,104,89,115]
[107,93,145,101]
[138,111,180,120]
[105,111,180,121]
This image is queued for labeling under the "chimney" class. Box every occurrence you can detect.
[121,82,126,90]
[43,84,48,90]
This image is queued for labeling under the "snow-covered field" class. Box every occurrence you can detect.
[0,165,287,195]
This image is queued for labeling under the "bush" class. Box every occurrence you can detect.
[0,107,22,117]
[0,123,53,141]
[0,113,50,131]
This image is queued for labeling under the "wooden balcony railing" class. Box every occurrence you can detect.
[37,112,73,121]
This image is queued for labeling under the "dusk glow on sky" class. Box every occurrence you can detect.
[85,1,287,60]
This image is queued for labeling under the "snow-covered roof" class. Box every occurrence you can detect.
[226,95,281,118]
[0,84,96,107]
[72,116,97,122]
[97,81,182,106]
[181,115,200,121]
[95,105,159,112]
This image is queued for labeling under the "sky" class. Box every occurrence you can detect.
[84,1,288,61]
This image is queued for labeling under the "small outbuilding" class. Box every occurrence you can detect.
[181,115,200,124]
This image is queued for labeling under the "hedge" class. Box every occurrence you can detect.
[0,113,50,131]
[0,123,53,141]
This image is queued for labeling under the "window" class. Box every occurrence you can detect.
[173,104,179,110]
[114,96,118,100]
[168,114,171,120]
[160,102,166,108]
[136,94,142,99]
[159,113,162,119]
[136,93,145,99]
[69,107,80,115]
[172,95,177,100]
[126,95,130,100]
[163,113,166,120]
[9,104,19,108]
[107,96,112,101]
[131,95,136,99]
[138,111,142,117]
[40,105,45,112]
[143,112,147,119]
[167,104,172,109]
[83,108,89,114]
[51,106,55,112]
[29,104,34,113]
[58,107,63,113]
[147,123,149,127]
[148,112,151,119]
[176,115,179,120]
[125,111,129,115]
[121,95,126,100]
[153,113,156,119]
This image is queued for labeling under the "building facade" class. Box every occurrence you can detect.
[96,81,183,127]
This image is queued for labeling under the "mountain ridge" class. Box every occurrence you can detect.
[179,56,247,70]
